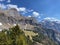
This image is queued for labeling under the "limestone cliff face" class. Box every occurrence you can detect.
[0,8,38,30]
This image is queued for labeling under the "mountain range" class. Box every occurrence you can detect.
[0,8,60,45]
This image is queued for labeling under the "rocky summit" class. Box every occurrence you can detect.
[0,8,38,30]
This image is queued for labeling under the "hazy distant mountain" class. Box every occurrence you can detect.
[40,18,60,32]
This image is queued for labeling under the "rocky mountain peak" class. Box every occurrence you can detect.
[0,8,38,30]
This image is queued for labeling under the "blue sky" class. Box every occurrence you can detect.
[0,0,60,21]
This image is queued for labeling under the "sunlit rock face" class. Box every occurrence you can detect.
[0,8,38,30]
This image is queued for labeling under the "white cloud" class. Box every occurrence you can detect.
[0,4,20,11]
[0,4,7,9]
[0,4,30,13]
[27,9,33,12]
[7,0,11,3]
[0,0,11,3]
[19,7,34,14]
[19,7,26,12]
[33,11,40,17]
[0,4,41,18]
[7,4,18,9]
[6,4,20,11]
[28,15,31,17]
[19,7,33,12]
[0,0,4,1]
[0,3,33,13]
